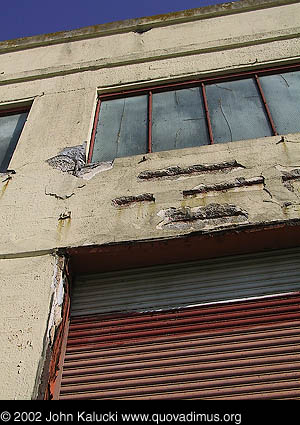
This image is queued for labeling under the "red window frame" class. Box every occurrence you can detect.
[0,105,30,117]
[88,63,300,163]
[0,105,31,172]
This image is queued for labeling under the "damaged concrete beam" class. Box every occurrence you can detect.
[183,176,264,197]
[282,169,300,181]
[47,142,87,176]
[164,203,248,222]
[112,193,155,207]
[157,203,248,230]
[47,141,113,179]
[281,168,300,192]
[76,161,113,179]
[138,160,245,180]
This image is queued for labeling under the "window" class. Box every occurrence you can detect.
[88,65,300,163]
[0,106,29,172]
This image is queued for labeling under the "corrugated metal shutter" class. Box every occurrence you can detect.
[71,248,300,316]
[60,294,300,399]
[59,248,300,399]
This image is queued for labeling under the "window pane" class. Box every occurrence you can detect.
[91,95,148,162]
[206,78,272,144]
[0,112,28,172]
[259,71,300,134]
[152,87,209,152]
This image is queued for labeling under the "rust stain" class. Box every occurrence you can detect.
[0,180,9,199]
[180,199,187,209]
[57,217,71,242]
[148,202,156,218]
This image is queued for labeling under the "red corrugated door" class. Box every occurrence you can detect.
[59,293,300,399]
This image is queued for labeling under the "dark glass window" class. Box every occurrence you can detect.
[205,78,272,143]
[0,109,29,172]
[152,87,209,152]
[91,95,148,163]
[89,66,300,163]
[259,71,300,135]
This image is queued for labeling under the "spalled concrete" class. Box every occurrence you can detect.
[112,193,155,207]
[157,203,248,230]
[138,160,245,180]
[183,176,264,197]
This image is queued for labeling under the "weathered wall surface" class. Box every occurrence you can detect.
[0,1,299,256]
[0,254,56,399]
[0,0,300,85]
[0,0,300,399]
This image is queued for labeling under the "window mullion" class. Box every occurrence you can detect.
[88,98,101,163]
[148,91,153,153]
[254,74,278,136]
[201,83,214,145]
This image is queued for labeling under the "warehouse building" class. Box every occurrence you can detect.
[0,0,300,399]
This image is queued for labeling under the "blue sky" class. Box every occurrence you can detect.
[0,0,241,42]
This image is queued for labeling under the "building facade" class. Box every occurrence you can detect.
[0,0,300,399]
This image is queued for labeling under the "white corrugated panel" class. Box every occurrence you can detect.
[70,248,300,317]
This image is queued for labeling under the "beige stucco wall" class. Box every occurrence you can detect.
[0,0,300,399]
[0,1,300,84]
[0,254,56,399]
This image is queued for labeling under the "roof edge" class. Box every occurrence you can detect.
[0,0,299,54]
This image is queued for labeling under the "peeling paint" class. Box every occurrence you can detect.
[112,193,155,207]
[47,142,113,179]
[77,161,114,180]
[46,142,87,176]
[47,256,65,345]
[138,160,245,180]
[157,203,248,230]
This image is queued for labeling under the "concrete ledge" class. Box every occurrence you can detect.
[0,0,298,53]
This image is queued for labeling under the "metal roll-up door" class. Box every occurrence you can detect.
[59,248,300,399]
[71,248,300,317]
[60,294,300,399]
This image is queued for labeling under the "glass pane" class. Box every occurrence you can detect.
[0,112,28,172]
[152,87,209,152]
[91,95,148,162]
[206,78,272,144]
[259,71,300,134]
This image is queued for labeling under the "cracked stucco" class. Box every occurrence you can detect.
[1,135,300,254]
[47,255,66,345]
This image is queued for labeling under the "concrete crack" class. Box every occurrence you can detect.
[45,189,75,200]
[219,98,232,142]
